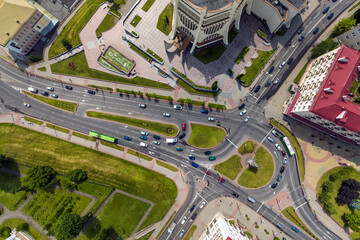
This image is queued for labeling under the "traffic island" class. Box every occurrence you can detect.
[214,155,242,180]
[187,123,226,148]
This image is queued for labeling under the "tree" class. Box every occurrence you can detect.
[61,39,73,51]
[167,96,173,102]
[345,212,360,232]
[53,213,83,240]
[331,17,356,38]
[67,169,87,185]
[354,9,360,24]
[22,165,56,191]
[311,37,338,59]
[16,223,29,231]
[28,55,43,63]
[211,81,218,90]
[185,98,192,104]
[336,178,360,205]
[60,177,72,189]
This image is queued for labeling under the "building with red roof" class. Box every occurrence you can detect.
[285,44,360,145]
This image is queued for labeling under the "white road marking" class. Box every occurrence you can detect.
[260,128,273,144]
[256,202,264,213]
[226,138,237,148]
[295,202,307,210]
[185,171,191,175]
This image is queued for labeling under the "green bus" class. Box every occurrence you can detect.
[100,134,117,143]
[89,131,101,138]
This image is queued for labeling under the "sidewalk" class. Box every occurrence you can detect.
[0,113,190,240]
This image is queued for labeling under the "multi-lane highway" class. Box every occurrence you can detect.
[0,0,357,239]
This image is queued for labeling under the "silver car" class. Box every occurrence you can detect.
[174,105,183,110]
[244,116,249,123]
[153,141,160,145]
[240,110,247,116]
[163,113,171,117]
[208,117,215,121]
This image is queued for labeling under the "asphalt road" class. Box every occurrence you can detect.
[0,1,356,239]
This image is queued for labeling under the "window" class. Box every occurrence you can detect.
[358,29,360,34]
[345,35,349,40]
[356,42,360,47]
[351,32,356,37]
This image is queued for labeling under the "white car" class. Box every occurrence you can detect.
[208,117,215,122]
[174,105,183,110]
[199,201,206,209]
[141,131,149,136]
[23,102,31,108]
[275,143,282,151]
[240,110,247,116]
[139,104,146,108]
[271,130,278,137]
[273,78,279,85]
[50,94,58,98]
[46,86,54,91]
[283,158,288,165]
[181,216,187,224]
[163,113,171,117]
[244,116,249,123]
[153,141,160,145]
[267,137,274,143]
[140,142,148,148]
[279,61,286,69]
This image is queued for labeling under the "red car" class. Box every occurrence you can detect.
[218,177,225,183]
[182,123,186,131]
[205,171,211,176]
[281,150,286,156]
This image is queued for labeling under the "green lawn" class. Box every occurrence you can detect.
[257,29,267,40]
[103,47,134,73]
[1,161,30,175]
[282,207,319,240]
[294,62,308,84]
[235,46,250,64]
[228,28,238,43]
[147,49,163,62]
[184,225,197,240]
[72,132,96,142]
[350,79,359,94]
[88,84,114,91]
[0,124,176,230]
[23,188,91,229]
[50,52,172,90]
[188,124,226,148]
[128,42,152,62]
[96,14,119,36]
[138,230,155,240]
[37,67,46,72]
[214,155,241,180]
[238,147,274,188]
[46,124,70,134]
[241,49,275,86]
[24,92,77,112]
[270,119,304,182]
[142,0,156,12]
[156,4,173,36]
[238,140,257,155]
[48,0,106,58]
[76,181,114,214]
[349,1,360,12]
[177,79,219,97]
[23,116,43,125]
[100,140,124,151]
[0,172,28,211]
[156,160,178,172]
[351,232,360,240]
[177,98,204,106]
[193,44,227,64]
[317,167,360,227]
[130,15,142,27]
[0,218,47,240]
[127,149,152,161]
[80,193,150,239]
[87,111,178,137]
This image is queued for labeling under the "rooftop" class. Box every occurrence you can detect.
[187,0,234,11]
[310,45,360,133]
[284,0,306,10]
[265,0,288,18]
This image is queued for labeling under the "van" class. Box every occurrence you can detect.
[28,87,38,93]
[140,142,148,148]
[166,138,178,143]
[247,196,256,203]
[191,162,198,168]
[168,222,176,233]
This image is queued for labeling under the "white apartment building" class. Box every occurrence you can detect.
[200,212,250,240]
[336,24,360,50]
[285,45,360,145]
[171,0,307,53]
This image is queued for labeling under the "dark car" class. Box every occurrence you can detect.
[327,12,334,20]
[189,156,196,160]
[277,223,283,230]
[297,26,304,34]
[265,79,272,87]
[191,213,197,220]
[204,151,211,155]
[179,133,186,139]
[313,27,319,34]
[189,204,195,212]
[140,136,147,140]
[88,90,96,95]
[40,91,49,96]
[201,109,208,114]
[281,150,286,156]
[287,58,293,65]
[268,66,275,74]
[65,85,73,90]
[209,156,216,161]
[254,85,261,93]
[176,147,183,151]
[191,162,198,168]
[238,103,245,110]
[323,6,330,14]
[153,135,160,140]
[124,136,132,141]
[218,177,225,183]
[271,183,278,188]
[298,33,306,41]
[277,174,283,182]
[280,166,285,173]
[232,192,239,198]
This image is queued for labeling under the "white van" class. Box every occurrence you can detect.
[28,87,38,93]
[247,196,256,204]
[166,138,178,143]
[140,142,148,148]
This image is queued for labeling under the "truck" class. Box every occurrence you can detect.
[166,138,178,143]
[168,222,176,233]
[140,142,148,148]
[28,87,38,93]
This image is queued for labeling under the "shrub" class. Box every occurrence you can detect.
[28,55,43,63]
[61,39,73,51]
[211,81,218,90]
[0,227,11,237]
[16,223,29,231]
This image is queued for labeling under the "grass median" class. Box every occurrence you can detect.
[24,92,77,112]
[87,111,178,137]
[23,116,43,125]
[0,123,177,231]
[127,149,152,161]
[156,160,178,172]
[188,124,226,148]
[184,225,197,240]
[238,140,257,155]
[214,155,241,180]
[46,124,70,134]
[238,147,274,188]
